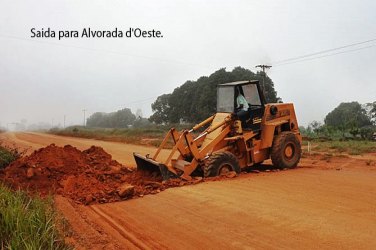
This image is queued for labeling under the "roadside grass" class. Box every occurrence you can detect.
[50,126,192,147]
[50,127,376,155]
[312,140,376,155]
[0,184,71,250]
[0,146,71,249]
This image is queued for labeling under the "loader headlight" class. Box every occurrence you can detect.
[270,105,278,115]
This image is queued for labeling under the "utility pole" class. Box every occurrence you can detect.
[63,115,66,129]
[82,109,87,127]
[255,65,272,93]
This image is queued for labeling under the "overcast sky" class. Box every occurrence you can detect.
[1,0,375,129]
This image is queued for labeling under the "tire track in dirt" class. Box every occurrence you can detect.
[88,206,154,250]
[55,196,121,249]
[88,168,376,249]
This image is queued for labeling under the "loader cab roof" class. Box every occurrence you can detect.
[218,80,260,86]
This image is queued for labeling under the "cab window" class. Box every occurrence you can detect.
[242,84,261,106]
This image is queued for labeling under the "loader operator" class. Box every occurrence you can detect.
[235,87,249,123]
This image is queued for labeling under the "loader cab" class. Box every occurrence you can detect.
[217,80,266,130]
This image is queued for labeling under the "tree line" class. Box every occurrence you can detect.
[301,101,376,140]
[85,67,375,140]
[86,67,280,128]
[87,108,137,128]
[149,67,280,124]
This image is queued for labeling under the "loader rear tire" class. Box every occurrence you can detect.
[271,132,301,169]
[204,152,241,177]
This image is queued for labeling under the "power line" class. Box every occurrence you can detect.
[273,38,376,65]
[0,34,210,68]
[274,44,376,67]
[123,96,158,106]
[3,33,376,74]
[108,96,160,114]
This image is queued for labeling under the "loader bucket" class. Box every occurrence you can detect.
[133,153,178,180]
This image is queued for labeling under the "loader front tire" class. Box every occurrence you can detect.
[271,132,301,169]
[204,152,241,177]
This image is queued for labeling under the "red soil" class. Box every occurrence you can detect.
[0,144,197,204]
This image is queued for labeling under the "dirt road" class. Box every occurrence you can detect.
[0,132,166,167]
[1,132,376,249]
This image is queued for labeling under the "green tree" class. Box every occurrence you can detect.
[133,117,151,128]
[149,94,172,124]
[150,67,281,124]
[364,101,376,125]
[359,126,376,140]
[324,102,371,134]
[86,112,107,127]
[86,108,136,128]
[308,120,323,136]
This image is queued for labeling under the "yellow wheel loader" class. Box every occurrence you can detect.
[134,80,302,180]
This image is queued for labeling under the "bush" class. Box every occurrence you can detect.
[0,146,20,169]
[360,126,376,140]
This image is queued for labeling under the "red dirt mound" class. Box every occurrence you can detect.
[0,144,198,204]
